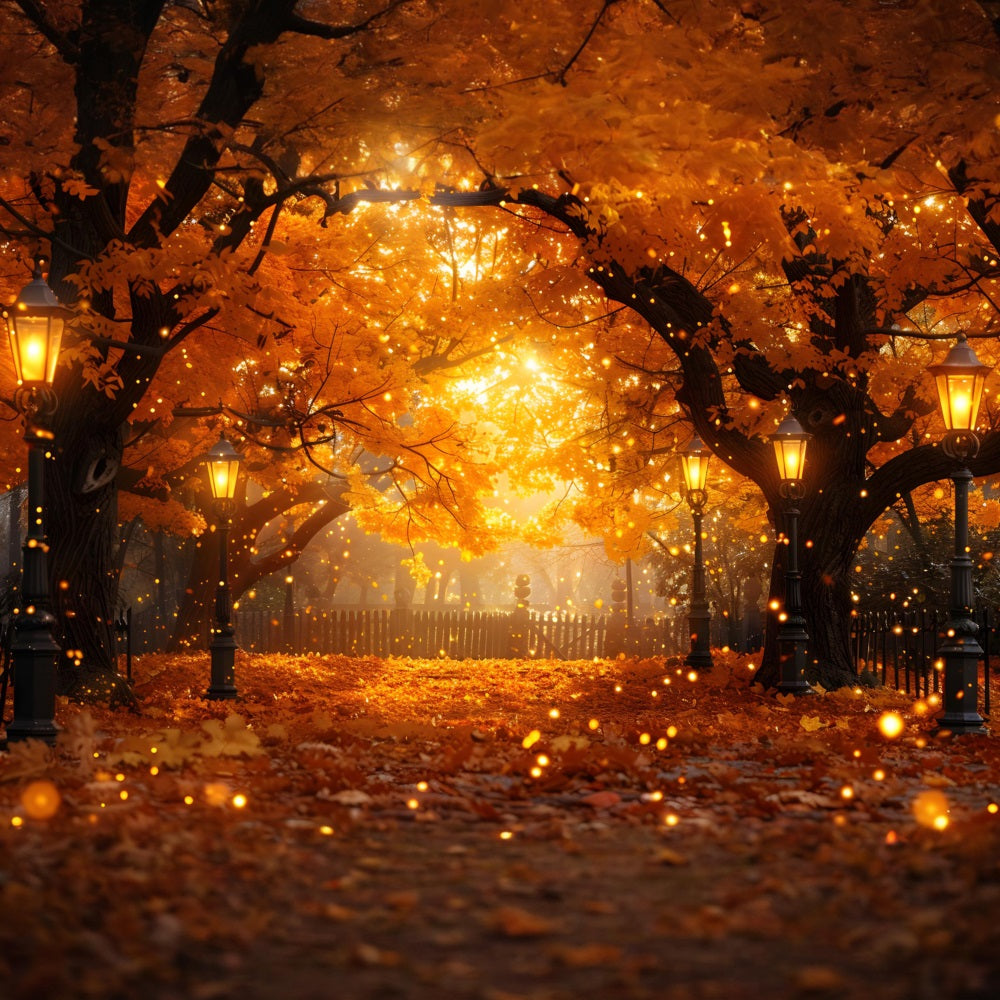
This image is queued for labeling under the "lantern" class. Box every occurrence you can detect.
[772,415,810,484]
[929,334,990,433]
[206,435,241,502]
[680,434,710,496]
[4,261,68,386]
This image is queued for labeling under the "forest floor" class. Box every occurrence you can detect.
[1,650,999,1000]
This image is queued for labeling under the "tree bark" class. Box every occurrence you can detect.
[167,488,348,651]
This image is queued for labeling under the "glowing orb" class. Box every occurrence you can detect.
[878,712,905,738]
[21,780,61,820]
[911,789,950,829]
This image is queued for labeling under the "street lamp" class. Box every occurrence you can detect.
[2,259,69,744]
[680,434,712,671]
[205,434,241,700]
[772,414,812,695]
[283,574,295,652]
[928,334,991,734]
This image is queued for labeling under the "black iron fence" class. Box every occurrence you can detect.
[850,607,993,715]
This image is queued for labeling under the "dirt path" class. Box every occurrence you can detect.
[1,651,998,998]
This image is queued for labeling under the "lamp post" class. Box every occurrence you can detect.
[929,334,991,734]
[680,435,713,671]
[205,435,241,700]
[772,414,813,695]
[283,574,295,652]
[2,259,68,744]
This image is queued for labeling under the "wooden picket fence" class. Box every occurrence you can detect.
[228,606,674,661]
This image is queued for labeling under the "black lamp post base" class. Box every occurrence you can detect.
[684,648,714,671]
[205,686,238,701]
[776,678,813,696]
[5,717,60,744]
[6,631,61,745]
[206,637,238,700]
[933,715,988,737]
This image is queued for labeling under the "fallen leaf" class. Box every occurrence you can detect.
[799,715,828,732]
[550,942,623,966]
[200,714,264,757]
[488,905,560,937]
[580,790,621,809]
[793,964,845,993]
[653,847,688,866]
[326,789,373,805]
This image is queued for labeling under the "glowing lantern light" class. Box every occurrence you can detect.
[4,261,69,386]
[929,335,989,434]
[206,435,241,502]
[679,434,710,496]
[771,415,810,485]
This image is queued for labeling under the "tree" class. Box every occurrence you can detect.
[0,2,540,695]
[367,0,1000,688]
[3,0,1000,700]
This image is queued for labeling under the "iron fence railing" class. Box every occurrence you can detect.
[850,607,993,715]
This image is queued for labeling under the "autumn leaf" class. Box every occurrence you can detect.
[799,715,829,732]
[550,734,591,752]
[0,739,55,782]
[148,727,203,768]
[488,906,560,938]
[325,789,373,806]
[199,714,264,758]
[549,942,623,967]
[580,790,621,809]
[57,710,100,763]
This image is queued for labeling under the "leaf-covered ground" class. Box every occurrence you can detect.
[1,651,999,999]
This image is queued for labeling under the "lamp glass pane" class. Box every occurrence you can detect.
[12,315,52,383]
[44,317,64,384]
[681,451,709,493]
[209,458,240,500]
[935,371,984,432]
[773,437,807,482]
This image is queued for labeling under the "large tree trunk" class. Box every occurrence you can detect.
[46,413,131,702]
[756,484,866,691]
[168,492,348,651]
